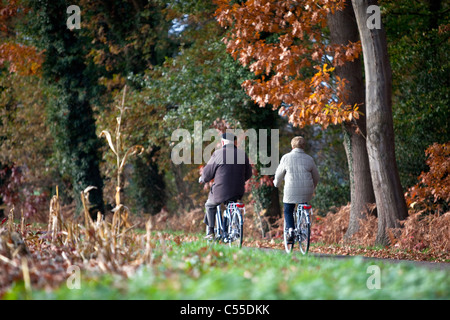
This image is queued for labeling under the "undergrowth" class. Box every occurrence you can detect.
[4,239,449,300]
[148,202,449,262]
[1,188,448,299]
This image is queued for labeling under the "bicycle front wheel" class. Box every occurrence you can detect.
[297,210,311,255]
[228,210,243,248]
[283,218,294,253]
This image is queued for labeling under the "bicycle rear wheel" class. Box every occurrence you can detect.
[283,218,294,253]
[297,209,311,254]
[228,210,243,248]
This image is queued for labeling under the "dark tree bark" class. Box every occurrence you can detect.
[328,3,376,239]
[28,0,105,218]
[351,0,408,245]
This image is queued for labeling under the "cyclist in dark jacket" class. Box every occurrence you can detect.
[200,132,252,239]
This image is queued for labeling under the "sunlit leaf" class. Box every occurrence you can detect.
[99,130,117,155]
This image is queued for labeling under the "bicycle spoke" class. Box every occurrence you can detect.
[228,210,243,248]
[297,210,310,255]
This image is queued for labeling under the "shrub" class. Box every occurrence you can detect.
[393,211,450,254]
[406,142,450,214]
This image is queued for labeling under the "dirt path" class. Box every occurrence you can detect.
[308,252,450,271]
[251,246,450,271]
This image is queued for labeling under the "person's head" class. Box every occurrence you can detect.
[221,132,236,146]
[291,136,305,150]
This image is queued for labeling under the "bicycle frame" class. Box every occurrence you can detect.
[214,204,227,240]
[296,204,312,224]
[214,202,245,243]
[284,203,312,254]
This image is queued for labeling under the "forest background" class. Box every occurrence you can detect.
[0,0,449,261]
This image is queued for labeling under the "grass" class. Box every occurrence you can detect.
[4,234,449,300]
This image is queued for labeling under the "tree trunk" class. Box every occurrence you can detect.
[351,0,408,245]
[328,3,376,239]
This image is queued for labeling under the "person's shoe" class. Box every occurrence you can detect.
[204,227,214,240]
[287,228,294,244]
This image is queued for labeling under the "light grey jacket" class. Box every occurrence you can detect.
[274,148,319,204]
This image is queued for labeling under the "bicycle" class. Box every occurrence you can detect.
[284,203,312,254]
[211,201,245,248]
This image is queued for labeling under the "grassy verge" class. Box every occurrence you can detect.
[4,235,449,300]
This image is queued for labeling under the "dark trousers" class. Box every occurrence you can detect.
[284,203,296,229]
[204,198,220,228]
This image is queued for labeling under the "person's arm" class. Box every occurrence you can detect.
[202,152,218,183]
[273,156,286,188]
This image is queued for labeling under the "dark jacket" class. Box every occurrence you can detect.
[202,144,252,204]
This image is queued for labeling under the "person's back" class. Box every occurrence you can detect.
[274,148,319,204]
[202,143,251,204]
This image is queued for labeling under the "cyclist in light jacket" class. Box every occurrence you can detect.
[274,136,319,243]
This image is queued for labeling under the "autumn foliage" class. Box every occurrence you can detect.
[0,0,43,76]
[0,43,43,76]
[308,204,449,261]
[214,0,362,128]
[406,142,450,214]
[309,140,450,258]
